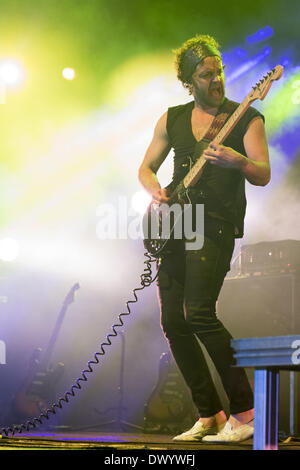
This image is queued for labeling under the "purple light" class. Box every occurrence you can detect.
[15,432,138,442]
[246,26,274,44]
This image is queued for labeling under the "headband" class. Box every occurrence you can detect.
[181,45,222,84]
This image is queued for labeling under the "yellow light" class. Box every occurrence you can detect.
[62,67,76,80]
[0,59,24,87]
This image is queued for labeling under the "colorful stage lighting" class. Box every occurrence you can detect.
[246,26,274,44]
[131,191,151,215]
[62,67,76,80]
[0,59,24,87]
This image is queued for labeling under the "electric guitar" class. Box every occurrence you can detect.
[144,352,196,433]
[11,283,80,418]
[143,65,284,258]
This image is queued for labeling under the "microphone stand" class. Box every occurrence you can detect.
[75,331,143,432]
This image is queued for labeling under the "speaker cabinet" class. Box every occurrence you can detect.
[218,273,300,338]
[217,273,300,437]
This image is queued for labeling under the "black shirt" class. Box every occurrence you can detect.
[166,98,265,238]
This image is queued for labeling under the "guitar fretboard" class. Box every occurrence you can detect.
[183,96,251,188]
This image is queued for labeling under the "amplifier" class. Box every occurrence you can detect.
[240,240,300,275]
[218,273,300,437]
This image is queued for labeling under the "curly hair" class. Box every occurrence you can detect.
[173,34,222,91]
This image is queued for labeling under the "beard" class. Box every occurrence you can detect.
[193,83,225,109]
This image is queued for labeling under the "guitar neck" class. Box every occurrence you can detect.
[39,283,79,370]
[183,96,252,189]
[40,307,67,369]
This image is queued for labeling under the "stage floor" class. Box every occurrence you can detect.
[0,430,299,451]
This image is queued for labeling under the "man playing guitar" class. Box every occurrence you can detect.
[138,34,271,442]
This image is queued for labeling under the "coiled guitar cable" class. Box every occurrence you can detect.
[1,251,160,437]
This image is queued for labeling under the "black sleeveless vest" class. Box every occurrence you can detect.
[166,98,264,238]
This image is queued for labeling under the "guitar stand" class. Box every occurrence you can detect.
[83,331,143,432]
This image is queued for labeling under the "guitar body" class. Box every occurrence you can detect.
[142,197,186,258]
[142,144,209,258]
[144,352,196,433]
[10,283,79,419]
[12,347,45,417]
[13,354,65,418]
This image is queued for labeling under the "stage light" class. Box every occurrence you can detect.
[0,238,19,262]
[0,59,24,87]
[131,191,151,215]
[226,45,272,84]
[62,68,76,80]
[246,26,274,44]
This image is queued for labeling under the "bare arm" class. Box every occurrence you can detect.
[138,112,172,203]
[240,116,270,186]
[203,117,271,186]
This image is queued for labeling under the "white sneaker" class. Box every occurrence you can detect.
[202,420,254,443]
[173,420,219,441]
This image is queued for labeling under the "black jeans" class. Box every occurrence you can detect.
[157,216,253,417]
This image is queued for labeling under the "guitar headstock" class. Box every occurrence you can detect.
[248,65,284,102]
[64,283,80,307]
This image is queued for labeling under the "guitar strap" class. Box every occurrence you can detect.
[165,99,236,196]
[187,98,238,227]
[193,98,236,157]
[205,98,236,140]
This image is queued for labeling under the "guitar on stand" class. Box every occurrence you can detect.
[144,352,197,434]
[10,283,80,419]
